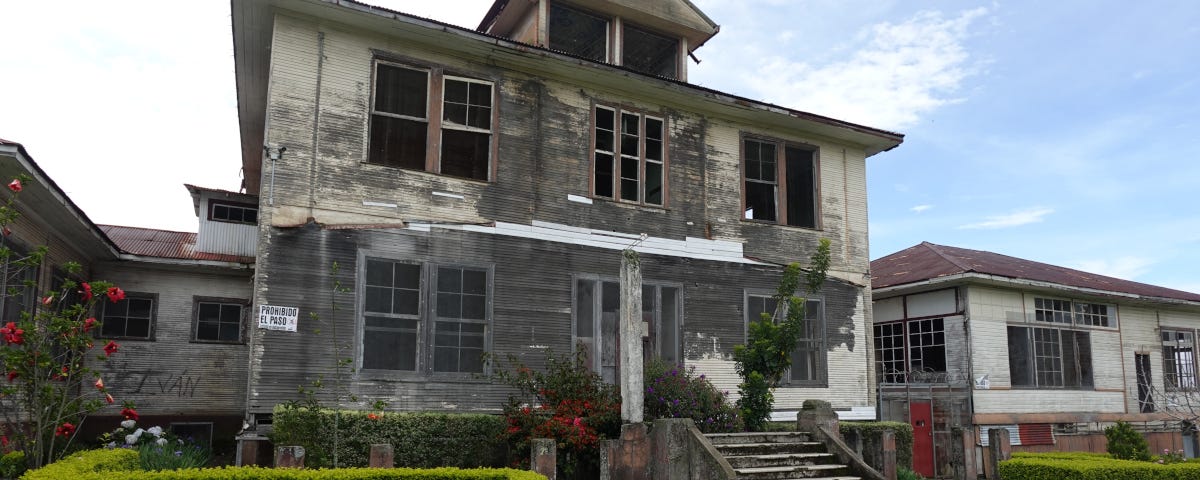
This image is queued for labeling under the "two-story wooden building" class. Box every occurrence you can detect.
[230,0,903,426]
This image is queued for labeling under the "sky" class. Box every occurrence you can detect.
[0,1,1197,294]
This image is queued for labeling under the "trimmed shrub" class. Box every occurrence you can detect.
[271,408,507,469]
[1,450,28,478]
[1104,421,1151,461]
[643,361,741,433]
[24,448,545,480]
[841,421,913,470]
[1000,451,1200,480]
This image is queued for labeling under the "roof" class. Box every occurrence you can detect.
[871,242,1200,303]
[99,225,255,264]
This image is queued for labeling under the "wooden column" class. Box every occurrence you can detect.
[986,428,1011,480]
[619,249,644,423]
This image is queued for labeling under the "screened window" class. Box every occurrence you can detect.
[209,201,258,225]
[743,138,818,228]
[745,292,825,386]
[1162,329,1197,391]
[1008,326,1093,389]
[440,77,493,181]
[433,267,488,373]
[574,279,680,384]
[592,106,665,205]
[363,260,422,371]
[622,24,678,79]
[101,295,156,340]
[193,299,245,343]
[369,63,429,170]
[548,3,608,62]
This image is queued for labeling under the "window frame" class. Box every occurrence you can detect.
[589,103,668,207]
[1031,296,1117,329]
[366,56,498,182]
[1007,325,1094,390]
[0,238,37,323]
[207,200,258,225]
[739,134,821,229]
[571,275,683,379]
[190,296,248,344]
[872,317,949,384]
[356,253,494,378]
[1161,328,1198,391]
[743,289,828,387]
[620,22,680,79]
[547,2,611,63]
[99,292,159,341]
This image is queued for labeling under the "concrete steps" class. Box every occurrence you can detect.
[706,431,860,480]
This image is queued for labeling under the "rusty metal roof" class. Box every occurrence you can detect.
[872,242,1200,302]
[99,225,254,264]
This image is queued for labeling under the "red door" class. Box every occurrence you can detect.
[910,402,934,477]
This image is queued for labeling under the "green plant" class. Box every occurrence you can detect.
[897,467,924,480]
[1154,447,1186,465]
[1000,451,1200,479]
[0,450,27,479]
[841,421,913,469]
[136,441,209,471]
[733,239,831,431]
[643,360,741,433]
[0,175,131,469]
[1104,420,1150,461]
[490,348,620,478]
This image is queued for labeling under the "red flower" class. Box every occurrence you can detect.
[120,407,139,421]
[5,370,16,382]
[7,179,21,192]
[94,377,105,389]
[367,413,380,420]
[106,287,125,303]
[0,435,7,447]
[41,295,54,305]
[105,393,114,404]
[55,422,75,437]
[103,341,119,357]
[2,227,9,237]
[83,317,97,331]
[0,322,23,344]
[80,283,93,301]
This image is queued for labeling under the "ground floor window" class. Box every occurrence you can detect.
[746,292,825,386]
[573,278,680,384]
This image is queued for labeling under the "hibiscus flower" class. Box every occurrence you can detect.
[106,287,126,303]
[103,341,120,357]
[55,422,76,437]
[7,179,22,192]
[80,282,93,301]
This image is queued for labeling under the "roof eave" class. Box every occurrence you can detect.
[874,272,1200,309]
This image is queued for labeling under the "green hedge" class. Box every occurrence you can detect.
[841,421,913,470]
[271,407,508,469]
[24,449,544,480]
[1000,452,1200,480]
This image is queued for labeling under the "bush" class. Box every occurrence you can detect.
[271,408,507,469]
[841,421,913,470]
[24,448,545,480]
[897,467,923,480]
[643,361,741,433]
[1,450,27,478]
[1104,421,1150,461]
[1000,451,1200,480]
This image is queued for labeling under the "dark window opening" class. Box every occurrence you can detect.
[744,138,819,228]
[746,293,824,385]
[363,260,422,371]
[874,322,906,383]
[549,3,608,62]
[574,279,680,384]
[369,63,429,169]
[1163,329,1197,390]
[1009,326,1092,389]
[743,139,777,221]
[209,201,258,225]
[622,24,679,79]
[592,106,665,206]
[195,301,244,343]
[101,296,155,340]
[784,146,817,228]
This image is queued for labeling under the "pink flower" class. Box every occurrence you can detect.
[105,393,115,404]
[83,317,97,331]
[106,287,125,303]
[7,179,22,192]
[81,283,93,301]
[41,295,53,305]
[95,377,105,389]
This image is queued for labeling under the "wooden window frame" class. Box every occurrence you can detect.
[1161,329,1198,391]
[99,292,158,341]
[367,57,499,182]
[743,289,827,387]
[208,200,258,225]
[190,296,248,344]
[571,276,682,380]
[1008,325,1093,390]
[589,103,669,207]
[1032,296,1116,329]
[739,134,822,229]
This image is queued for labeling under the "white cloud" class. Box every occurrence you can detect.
[741,7,988,130]
[1071,257,1155,281]
[958,207,1053,229]
[910,204,933,213]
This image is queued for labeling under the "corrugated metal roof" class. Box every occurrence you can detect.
[871,242,1200,303]
[99,225,254,264]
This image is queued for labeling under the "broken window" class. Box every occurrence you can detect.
[193,298,245,343]
[873,318,947,384]
[209,201,257,225]
[1034,297,1113,328]
[361,259,491,375]
[369,61,494,181]
[743,138,819,228]
[874,322,907,383]
[1162,329,1197,391]
[549,2,608,62]
[100,294,156,340]
[745,292,826,386]
[908,318,947,374]
[592,105,666,206]
[1008,326,1092,389]
[574,278,681,384]
[622,24,679,79]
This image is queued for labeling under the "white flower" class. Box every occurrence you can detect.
[125,434,137,445]
[156,438,167,446]
[133,428,144,438]
[148,426,163,436]
[120,420,136,429]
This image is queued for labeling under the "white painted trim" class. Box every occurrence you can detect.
[875,272,1200,307]
[362,201,398,208]
[567,194,593,204]
[431,191,465,200]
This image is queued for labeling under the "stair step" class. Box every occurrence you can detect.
[714,441,828,456]
[735,463,852,480]
[726,452,836,469]
[707,431,812,445]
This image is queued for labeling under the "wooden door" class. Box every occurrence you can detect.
[910,401,935,477]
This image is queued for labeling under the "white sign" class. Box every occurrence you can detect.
[258,305,299,332]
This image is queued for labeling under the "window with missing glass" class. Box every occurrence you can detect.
[1162,329,1197,391]
[1008,326,1093,389]
[209,201,258,225]
[592,105,665,205]
[548,2,608,62]
[193,298,245,343]
[622,24,679,79]
[573,278,680,384]
[743,137,818,228]
[1034,297,1114,328]
[101,294,156,340]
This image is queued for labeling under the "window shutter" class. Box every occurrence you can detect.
[1018,423,1054,445]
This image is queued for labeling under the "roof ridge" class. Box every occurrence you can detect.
[921,241,974,273]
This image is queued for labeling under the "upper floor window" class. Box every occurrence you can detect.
[622,24,678,79]
[368,61,494,181]
[193,297,246,343]
[209,201,257,225]
[1008,326,1092,389]
[592,106,665,206]
[549,3,608,62]
[1162,329,1197,391]
[743,138,818,228]
[1033,297,1114,328]
[100,293,156,340]
[745,292,826,386]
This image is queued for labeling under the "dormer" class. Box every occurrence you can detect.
[186,184,258,257]
[477,0,719,81]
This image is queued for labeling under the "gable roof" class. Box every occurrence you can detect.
[871,242,1200,303]
[99,225,255,264]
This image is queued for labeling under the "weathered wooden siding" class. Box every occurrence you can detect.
[247,225,869,413]
[89,263,253,416]
[196,192,258,256]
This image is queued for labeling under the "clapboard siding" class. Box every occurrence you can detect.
[247,225,867,413]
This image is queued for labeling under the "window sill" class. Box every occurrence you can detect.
[356,369,492,383]
[98,336,155,342]
[361,161,492,185]
[189,339,245,346]
[589,196,670,212]
[739,218,822,232]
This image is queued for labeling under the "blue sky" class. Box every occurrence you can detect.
[0,1,1197,293]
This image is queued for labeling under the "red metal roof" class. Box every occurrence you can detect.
[871,242,1200,303]
[99,225,254,264]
